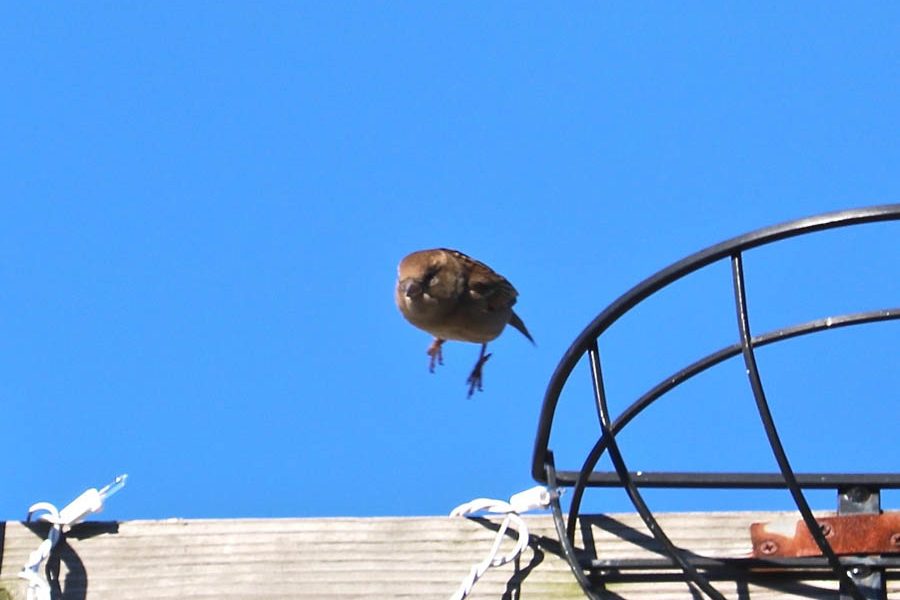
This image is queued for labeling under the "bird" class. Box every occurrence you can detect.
[395,248,534,397]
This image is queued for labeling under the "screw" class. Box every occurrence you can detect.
[819,522,834,537]
[890,533,900,547]
[758,540,779,555]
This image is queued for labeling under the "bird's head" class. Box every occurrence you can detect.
[396,249,462,313]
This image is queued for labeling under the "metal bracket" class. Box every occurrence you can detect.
[750,487,892,600]
[750,512,900,557]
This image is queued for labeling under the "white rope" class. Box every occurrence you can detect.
[19,475,128,600]
[448,485,554,600]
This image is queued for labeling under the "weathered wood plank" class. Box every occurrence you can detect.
[0,512,896,599]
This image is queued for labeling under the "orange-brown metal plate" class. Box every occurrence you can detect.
[750,512,900,557]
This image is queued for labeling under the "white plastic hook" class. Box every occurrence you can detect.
[448,485,554,600]
[19,475,128,600]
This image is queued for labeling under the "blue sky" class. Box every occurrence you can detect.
[2,4,898,521]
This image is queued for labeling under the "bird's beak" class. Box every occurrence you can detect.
[400,278,423,298]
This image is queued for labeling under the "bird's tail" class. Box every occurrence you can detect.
[509,311,535,345]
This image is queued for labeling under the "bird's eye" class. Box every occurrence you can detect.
[424,268,439,288]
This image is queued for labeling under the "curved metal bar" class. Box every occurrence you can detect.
[731,252,865,600]
[533,203,900,480]
[587,343,727,600]
[566,343,737,538]
[545,454,604,600]
[563,307,900,537]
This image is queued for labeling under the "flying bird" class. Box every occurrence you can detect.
[395,248,534,397]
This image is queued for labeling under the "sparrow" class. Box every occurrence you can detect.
[395,248,534,397]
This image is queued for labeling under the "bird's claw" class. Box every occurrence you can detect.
[466,352,491,398]
[427,339,445,373]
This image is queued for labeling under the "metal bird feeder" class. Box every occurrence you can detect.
[532,205,900,600]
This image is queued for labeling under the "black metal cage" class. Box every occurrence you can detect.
[531,205,900,600]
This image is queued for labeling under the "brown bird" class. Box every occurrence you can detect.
[395,248,534,397]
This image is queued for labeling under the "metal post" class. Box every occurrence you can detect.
[839,486,884,600]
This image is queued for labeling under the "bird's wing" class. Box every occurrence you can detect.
[457,253,519,311]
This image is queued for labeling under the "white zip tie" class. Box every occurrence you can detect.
[448,485,554,600]
[19,475,128,600]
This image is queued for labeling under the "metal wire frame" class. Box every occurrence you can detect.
[531,204,900,600]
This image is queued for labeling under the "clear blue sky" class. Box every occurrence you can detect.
[2,4,898,521]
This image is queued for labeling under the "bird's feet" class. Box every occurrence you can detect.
[466,346,492,398]
[427,338,445,373]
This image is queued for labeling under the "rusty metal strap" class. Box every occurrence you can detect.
[751,512,900,558]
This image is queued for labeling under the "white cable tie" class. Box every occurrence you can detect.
[98,474,128,502]
[59,473,128,526]
[448,486,554,600]
[508,485,554,513]
[18,475,128,600]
